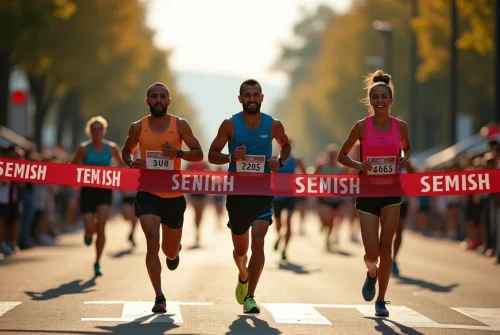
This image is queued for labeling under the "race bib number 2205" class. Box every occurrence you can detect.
[236,155,265,173]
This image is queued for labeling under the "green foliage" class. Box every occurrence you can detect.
[2,0,199,148]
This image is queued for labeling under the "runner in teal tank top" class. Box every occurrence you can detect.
[71,116,124,277]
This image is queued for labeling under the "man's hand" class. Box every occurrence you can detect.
[267,157,280,173]
[232,145,246,161]
[162,142,178,159]
[129,159,146,169]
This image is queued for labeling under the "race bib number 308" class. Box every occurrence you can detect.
[367,156,397,175]
[146,151,174,170]
[236,155,265,173]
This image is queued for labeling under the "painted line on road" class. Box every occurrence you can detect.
[261,303,331,325]
[261,304,500,331]
[81,301,213,323]
[83,301,213,305]
[79,301,500,331]
[452,308,500,330]
[0,302,22,318]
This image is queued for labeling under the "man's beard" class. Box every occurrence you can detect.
[242,102,261,115]
[149,104,168,117]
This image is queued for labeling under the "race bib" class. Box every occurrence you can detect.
[236,155,265,173]
[145,150,174,170]
[366,156,396,175]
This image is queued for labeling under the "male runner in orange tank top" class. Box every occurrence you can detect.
[121,82,204,314]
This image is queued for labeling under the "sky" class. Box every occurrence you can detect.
[146,0,352,88]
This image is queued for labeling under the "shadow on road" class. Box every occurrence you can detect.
[0,319,180,335]
[277,261,322,275]
[394,275,459,293]
[95,317,180,334]
[0,257,39,267]
[326,249,354,257]
[366,317,426,335]
[25,277,96,300]
[225,315,281,335]
[109,248,135,258]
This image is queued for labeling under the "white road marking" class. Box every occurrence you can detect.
[0,302,21,318]
[453,308,500,330]
[263,304,500,331]
[80,301,500,331]
[353,305,440,328]
[81,301,213,323]
[261,303,331,325]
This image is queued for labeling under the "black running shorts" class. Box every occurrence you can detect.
[80,187,113,214]
[355,196,402,217]
[134,191,186,229]
[273,197,296,218]
[226,195,273,235]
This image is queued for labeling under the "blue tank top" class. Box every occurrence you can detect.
[83,142,112,166]
[274,156,296,200]
[278,156,296,174]
[228,112,273,173]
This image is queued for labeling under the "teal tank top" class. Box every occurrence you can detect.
[83,142,112,166]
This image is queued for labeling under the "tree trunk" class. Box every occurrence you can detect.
[0,50,11,126]
[56,90,77,144]
[70,90,82,150]
[28,75,53,150]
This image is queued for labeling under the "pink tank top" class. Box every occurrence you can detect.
[360,115,400,175]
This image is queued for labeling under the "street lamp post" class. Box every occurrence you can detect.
[409,0,419,149]
[372,20,394,76]
[449,0,458,145]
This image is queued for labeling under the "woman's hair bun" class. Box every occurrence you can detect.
[372,70,391,85]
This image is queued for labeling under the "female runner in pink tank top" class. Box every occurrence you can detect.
[337,70,412,317]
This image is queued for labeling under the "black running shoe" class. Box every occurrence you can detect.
[166,244,182,271]
[152,295,167,313]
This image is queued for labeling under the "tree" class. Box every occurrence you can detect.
[413,0,495,80]
[0,0,75,127]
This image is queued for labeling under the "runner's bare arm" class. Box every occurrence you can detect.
[313,163,323,175]
[177,118,203,162]
[109,142,125,166]
[272,119,291,163]
[338,121,364,170]
[296,157,307,174]
[208,119,233,165]
[122,121,141,167]
[70,144,86,165]
[399,120,412,159]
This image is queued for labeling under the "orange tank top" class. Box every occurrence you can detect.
[139,115,183,198]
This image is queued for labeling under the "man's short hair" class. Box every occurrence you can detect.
[239,79,262,96]
[146,82,170,98]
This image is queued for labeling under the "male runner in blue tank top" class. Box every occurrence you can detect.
[208,79,291,314]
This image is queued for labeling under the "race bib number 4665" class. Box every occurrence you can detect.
[146,150,174,170]
[367,156,396,175]
[236,155,265,173]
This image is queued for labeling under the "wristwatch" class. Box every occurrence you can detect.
[177,149,184,158]
[278,157,284,168]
